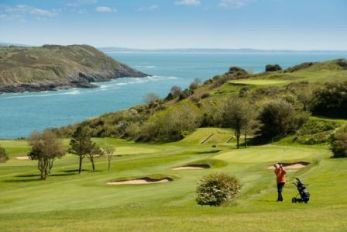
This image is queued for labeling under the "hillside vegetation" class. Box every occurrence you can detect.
[0,45,146,93]
[54,59,347,144]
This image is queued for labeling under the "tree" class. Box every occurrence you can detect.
[189,78,202,90]
[27,130,65,180]
[0,146,8,163]
[331,124,347,158]
[139,102,202,142]
[221,98,253,149]
[69,126,96,173]
[166,86,182,100]
[257,100,308,140]
[310,81,347,118]
[87,143,103,172]
[241,110,261,147]
[102,147,116,171]
[265,64,282,72]
[144,92,160,105]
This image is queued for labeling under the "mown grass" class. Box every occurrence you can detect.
[1,128,346,231]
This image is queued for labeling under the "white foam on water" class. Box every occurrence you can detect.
[63,89,80,95]
[135,65,156,69]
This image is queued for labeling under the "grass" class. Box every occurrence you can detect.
[1,129,347,232]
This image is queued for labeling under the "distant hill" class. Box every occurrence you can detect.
[0,44,147,93]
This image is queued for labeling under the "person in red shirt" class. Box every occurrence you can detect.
[274,163,286,202]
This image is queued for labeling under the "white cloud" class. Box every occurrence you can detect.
[0,4,57,20]
[175,0,201,6]
[96,6,115,13]
[219,0,254,8]
[137,4,160,12]
[67,0,98,7]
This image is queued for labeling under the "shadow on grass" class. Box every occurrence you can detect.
[50,173,77,177]
[4,172,77,183]
[15,174,39,178]
[3,178,41,183]
[194,150,221,155]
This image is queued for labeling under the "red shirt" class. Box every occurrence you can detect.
[275,167,286,183]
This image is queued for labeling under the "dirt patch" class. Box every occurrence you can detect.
[107,177,173,185]
[172,164,210,171]
[268,162,310,170]
[16,156,29,160]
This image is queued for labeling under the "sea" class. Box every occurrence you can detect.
[0,51,346,138]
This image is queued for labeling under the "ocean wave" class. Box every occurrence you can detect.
[63,89,80,95]
[135,65,156,69]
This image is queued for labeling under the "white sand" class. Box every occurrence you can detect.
[107,178,170,185]
[16,156,29,160]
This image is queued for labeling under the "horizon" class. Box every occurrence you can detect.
[1,0,346,50]
[2,42,347,52]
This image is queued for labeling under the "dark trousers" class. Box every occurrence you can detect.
[277,182,285,201]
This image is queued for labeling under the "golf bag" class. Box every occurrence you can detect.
[292,178,310,203]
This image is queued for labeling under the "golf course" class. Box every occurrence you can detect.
[1,122,347,231]
[1,57,347,231]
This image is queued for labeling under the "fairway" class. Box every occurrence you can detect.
[1,133,347,232]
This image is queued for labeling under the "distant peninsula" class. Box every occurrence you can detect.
[0,44,147,94]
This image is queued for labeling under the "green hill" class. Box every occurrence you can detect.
[54,59,347,141]
[0,45,147,93]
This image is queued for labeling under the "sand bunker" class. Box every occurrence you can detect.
[107,177,173,185]
[268,162,310,170]
[172,164,210,171]
[16,156,29,160]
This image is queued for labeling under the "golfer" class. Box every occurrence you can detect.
[274,163,286,202]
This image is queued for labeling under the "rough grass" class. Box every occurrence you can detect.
[1,130,346,231]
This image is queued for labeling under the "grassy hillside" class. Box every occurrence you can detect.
[0,45,146,93]
[54,59,347,142]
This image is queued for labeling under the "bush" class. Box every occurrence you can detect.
[310,82,347,118]
[265,64,282,72]
[196,173,240,206]
[138,102,202,142]
[331,124,347,158]
[0,146,8,163]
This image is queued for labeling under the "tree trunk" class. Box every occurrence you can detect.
[90,155,95,172]
[236,130,240,149]
[108,156,111,172]
[48,158,54,174]
[244,131,247,148]
[78,156,83,174]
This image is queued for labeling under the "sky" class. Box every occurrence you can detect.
[0,0,346,50]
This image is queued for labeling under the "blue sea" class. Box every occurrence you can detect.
[1,51,346,138]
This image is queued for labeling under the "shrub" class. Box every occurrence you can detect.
[200,92,210,99]
[265,64,282,72]
[138,102,202,142]
[196,173,240,206]
[0,146,8,163]
[331,124,347,158]
[166,86,182,100]
[189,79,201,90]
[310,81,347,118]
[144,92,160,105]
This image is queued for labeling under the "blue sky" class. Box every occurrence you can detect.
[0,0,346,50]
